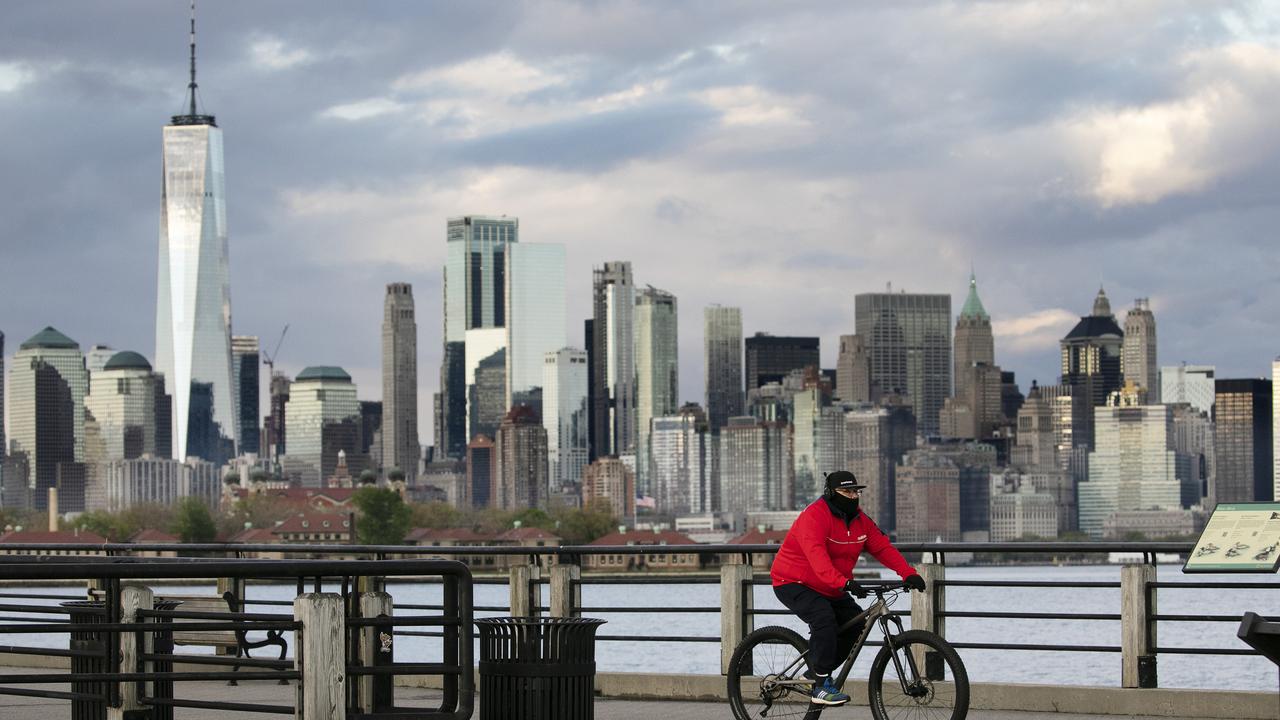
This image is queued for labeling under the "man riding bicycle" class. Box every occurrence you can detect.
[770,470,926,706]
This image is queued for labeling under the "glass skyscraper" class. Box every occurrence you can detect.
[155,45,236,463]
[543,348,589,490]
[855,291,952,437]
[9,327,88,510]
[442,216,518,458]
[231,335,260,456]
[84,351,159,460]
[505,243,566,407]
[704,305,744,432]
[635,286,678,497]
[282,366,364,487]
[591,262,636,459]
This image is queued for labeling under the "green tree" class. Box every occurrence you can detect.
[219,494,296,538]
[352,487,412,545]
[552,501,618,545]
[171,498,218,544]
[408,501,462,530]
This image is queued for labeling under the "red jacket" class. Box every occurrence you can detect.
[770,498,916,598]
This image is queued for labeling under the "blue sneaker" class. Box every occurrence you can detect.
[810,676,850,705]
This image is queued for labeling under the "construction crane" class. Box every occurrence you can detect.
[262,324,289,377]
[261,324,289,467]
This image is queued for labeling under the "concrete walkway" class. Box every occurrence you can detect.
[0,675,1247,719]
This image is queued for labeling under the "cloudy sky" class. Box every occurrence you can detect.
[2,1,1279,438]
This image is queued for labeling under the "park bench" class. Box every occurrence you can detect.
[161,590,289,685]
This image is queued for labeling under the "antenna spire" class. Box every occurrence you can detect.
[172,0,215,126]
[188,0,198,117]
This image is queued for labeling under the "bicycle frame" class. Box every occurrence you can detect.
[768,587,916,692]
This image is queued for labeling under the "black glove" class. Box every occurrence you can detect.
[904,574,926,592]
[843,579,868,598]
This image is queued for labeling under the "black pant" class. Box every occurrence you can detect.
[774,583,864,676]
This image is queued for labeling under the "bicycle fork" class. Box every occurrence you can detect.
[879,614,930,697]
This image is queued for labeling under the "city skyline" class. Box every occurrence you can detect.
[3,3,1280,440]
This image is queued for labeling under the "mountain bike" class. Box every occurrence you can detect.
[727,580,969,720]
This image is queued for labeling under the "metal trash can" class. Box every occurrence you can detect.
[476,617,606,720]
[61,600,110,720]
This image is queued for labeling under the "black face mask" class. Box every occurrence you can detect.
[827,492,859,517]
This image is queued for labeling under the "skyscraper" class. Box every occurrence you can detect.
[649,405,712,516]
[0,330,5,456]
[8,327,88,510]
[262,372,290,462]
[84,352,159,460]
[704,305,743,432]
[382,283,418,480]
[466,434,496,508]
[543,348,589,490]
[953,273,994,400]
[155,13,237,463]
[1213,378,1273,507]
[590,262,636,459]
[494,405,549,510]
[1122,298,1158,403]
[719,417,792,514]
[231,335,260,456]
[441,216,518,459]
[582,457,636,524]
[282,367,366,487]
[744,334,820,392]
[792,384,845,506]
[894,451,962,543]
[505,244,566,407]
[635,286,678,497]
[835,334,869,403]
[855,291,952,436]
[1079,385,1181,538]
[845,401,916,532]
[1060,288,1124,449]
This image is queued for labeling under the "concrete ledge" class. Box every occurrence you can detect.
[1,654,1271,718]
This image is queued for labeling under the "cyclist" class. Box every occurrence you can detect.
[770,470,926,706]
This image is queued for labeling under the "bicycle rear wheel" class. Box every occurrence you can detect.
[868,629,968,720]
[727,626,823,720]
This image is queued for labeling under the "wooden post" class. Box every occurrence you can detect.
[107,584,153,720]
[1121,564,1157,688]
[509,563,540,617]
[358,592,393,713]
[550,562,581,618]
[720,559,754,675]
[910,563,946,636]
[294,593,346,720]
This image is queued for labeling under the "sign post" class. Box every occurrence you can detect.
[1183,502,1280,574]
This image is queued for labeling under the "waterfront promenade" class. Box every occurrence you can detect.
[0,674,1257,720]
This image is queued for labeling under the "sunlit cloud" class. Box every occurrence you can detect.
[249,37,314,70]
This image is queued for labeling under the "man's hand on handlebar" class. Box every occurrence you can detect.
[843,578,868,599]
[904,574,926,592]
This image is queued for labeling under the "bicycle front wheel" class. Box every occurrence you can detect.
[727,625,821,720]
[868,629,969,720]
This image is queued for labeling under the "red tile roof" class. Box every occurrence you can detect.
[0,530,107,544]
[228,528,278,544]
[588,529,697,546]
[405,527,492,543]
[129,529,178,544]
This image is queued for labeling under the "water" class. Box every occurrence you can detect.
[3,565,1277,691]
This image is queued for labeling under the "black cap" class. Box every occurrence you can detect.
[825,470,866,491]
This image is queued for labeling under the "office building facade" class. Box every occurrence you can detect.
[1122,299,1158,403]
[744,334,820,392]
[1060,288,1124,450]
[1213,378,1273,507]
[649,406,712,516]
[382,283,419,480]
[855,292,951,436]
[505,244,566,407]
[231,335,260,456]
[704,306,744,432]
[719,417,792,514]
[1161,364,1215,416]
[494,405,549,510]
[84,351,159,461]
[283,367,365,487]
[8,327,89,510]
[590,262,636,459]
[636,287,678,497]
[543,348,589,490]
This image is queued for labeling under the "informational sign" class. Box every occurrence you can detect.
[1184,502,1280,573]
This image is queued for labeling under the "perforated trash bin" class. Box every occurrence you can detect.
[60,600,109,720]
[475,617,606,720]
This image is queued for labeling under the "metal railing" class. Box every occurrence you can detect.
[0,556,474,719]
[0,540,1274,692]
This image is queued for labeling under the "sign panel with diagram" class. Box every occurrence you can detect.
[1184,502,1280,573]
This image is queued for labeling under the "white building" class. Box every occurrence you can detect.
[1160,364,1215,415]
[635,287,678,496]
[94,457,220,512]
[1079,386,1182,538]
[719,417,792,514]
[505,243,566,407]
[85,351,158,461]
[989,470,1059,541]
[283,367,361,487]
[649,411,711,516]
[543,348,589,489]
